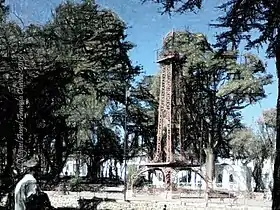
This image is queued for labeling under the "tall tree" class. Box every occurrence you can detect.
[209,2,280,208]
[230,109,276,192]
[258,108,277,161]
[230,127,268,192]
[257,108,277,188]
[110,75,158,160]
[0,0,141,199]
[44,1,141,180]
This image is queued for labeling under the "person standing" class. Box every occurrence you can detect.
[14,157,39,210]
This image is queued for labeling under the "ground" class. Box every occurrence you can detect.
[44,191,272,210]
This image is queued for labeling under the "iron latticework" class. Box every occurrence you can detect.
[143,31,199,192]
[131,31,200,194]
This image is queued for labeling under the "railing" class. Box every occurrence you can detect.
[155,48,179,63]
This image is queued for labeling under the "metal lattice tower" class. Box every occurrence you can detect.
[154,55,175,163]
[140,31,183,192]
[139,31,200,193]
[153,31,184,164]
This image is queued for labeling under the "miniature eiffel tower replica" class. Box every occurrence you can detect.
[144,31,200,191]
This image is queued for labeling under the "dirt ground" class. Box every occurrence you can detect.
[45,190,272,209]
[0,190,272,209]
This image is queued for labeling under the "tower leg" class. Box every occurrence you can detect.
[165,168,172,191]
[164,168,173,199]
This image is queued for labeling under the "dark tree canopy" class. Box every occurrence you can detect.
[212,0,280,57]
[210,1,280,208]
[0,0,141,203]
[142,0,202,14]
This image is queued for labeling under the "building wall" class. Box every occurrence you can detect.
[61,157,88,177]
[101,155,148,180]
[61,153,273,193]
[214,164,252,191]
[148,162,259,192]
[145,163,252,192]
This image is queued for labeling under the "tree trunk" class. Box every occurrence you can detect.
[253,159,264,192]
[272,47,280,210]
[54,136,63,176]
[109,160,113,178]
[273,152,280,209]
[75,155,80,177]
[87,158,99,182]
[1,138,14,198]
[114,160,118,178]
[205,146,214,206]
[87,158,94,180]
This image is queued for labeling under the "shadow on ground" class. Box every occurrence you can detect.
[1,197,116,210]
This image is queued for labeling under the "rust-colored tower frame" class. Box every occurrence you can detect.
[144,31,195,191]
[154,31,184,163]
[134,31,200,194]
[155,55,184,159]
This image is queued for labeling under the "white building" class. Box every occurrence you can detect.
[61,152,273,193]
[100,154,148,180]
[60,155,88,177]
[213,163,253,191]
[146,162,252,192]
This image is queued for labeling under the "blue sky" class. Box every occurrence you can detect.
[7,0,277,126]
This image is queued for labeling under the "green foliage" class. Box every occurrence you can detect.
[229,121,275,192]
[230,128,266,160]
[128,76,158,158]
[231,109,276,162]
[211,0,280,206]
[212,0,280,57]
[163,31,272,155]
[141,0,203,14]
[259,108,276,130]
[108,75,158,159]
[257,108,276,160]
[0,0,141,197]
[0,0,8,21]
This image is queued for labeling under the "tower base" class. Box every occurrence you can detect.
[142,160,200,168]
